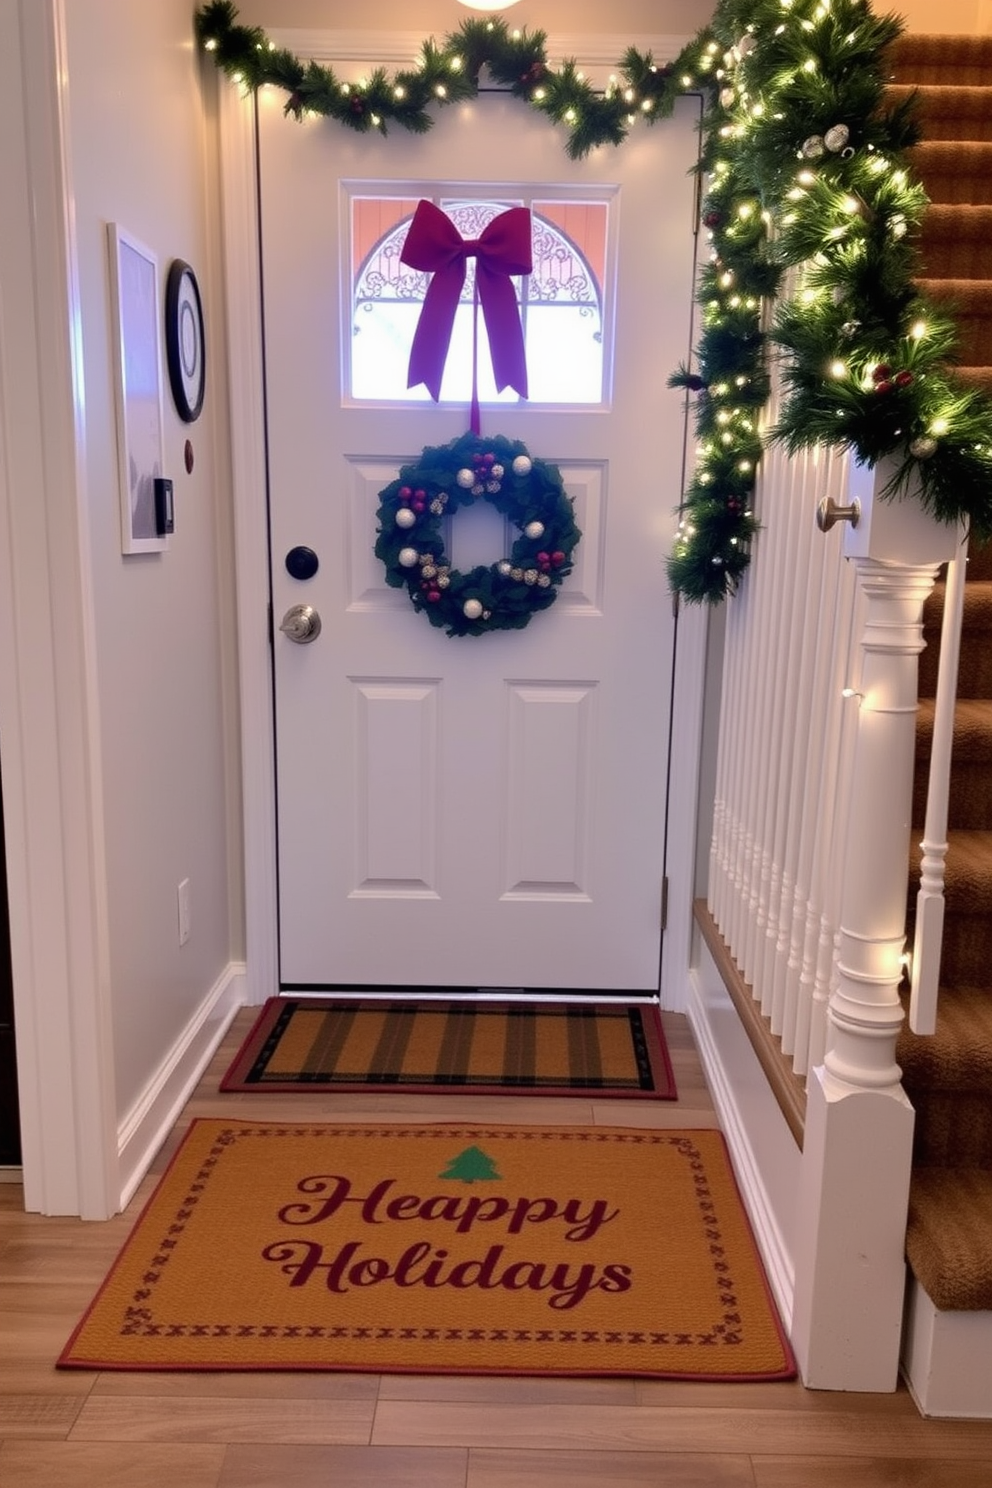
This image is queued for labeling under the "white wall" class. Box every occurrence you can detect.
[235,0,703,34]
[61,0,242,1125]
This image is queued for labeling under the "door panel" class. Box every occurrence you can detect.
[258,88,699,990]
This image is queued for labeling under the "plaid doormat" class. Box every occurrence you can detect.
[220,998,676,1099]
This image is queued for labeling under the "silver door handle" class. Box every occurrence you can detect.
[279,604,322,643]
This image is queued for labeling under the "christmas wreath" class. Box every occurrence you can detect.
[375,432,581,638]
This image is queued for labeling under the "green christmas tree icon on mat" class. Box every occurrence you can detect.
[439,1146,502,1183]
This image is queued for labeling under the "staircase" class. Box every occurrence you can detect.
[887,32,992,1413]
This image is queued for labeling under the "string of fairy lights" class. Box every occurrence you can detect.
[195,0,992,605]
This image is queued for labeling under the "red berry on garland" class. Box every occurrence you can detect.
[895,370,914,388]
[872,363,893,382]
[350,97,365,114]
[521,61,547,86]
[427,590,441,603]
[551,550,566,566]
[874,380,894,395]
[537,551,550,565]
[399,486,412,501]
[702,210,723,230]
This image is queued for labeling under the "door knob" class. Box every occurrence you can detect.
[279,604,322,644]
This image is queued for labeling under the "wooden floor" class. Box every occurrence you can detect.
[3,1008,992,1488]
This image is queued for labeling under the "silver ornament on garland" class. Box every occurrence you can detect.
[823,123,850,152]
[801,135,825,160]
[910,436,938,459]
[841,319,861,338]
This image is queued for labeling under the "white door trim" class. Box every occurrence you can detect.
[218,38,706,1013]
[0,0,118,1216]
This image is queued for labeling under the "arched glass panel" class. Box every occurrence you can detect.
[351,196,606,406]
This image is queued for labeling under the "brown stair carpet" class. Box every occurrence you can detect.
[890,32,992,1312]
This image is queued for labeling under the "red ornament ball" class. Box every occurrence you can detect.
[872,363,893,382]
[895,370,914,388]
[874,379,894,395]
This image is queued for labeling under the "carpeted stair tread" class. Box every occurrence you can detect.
[909,829,992,914]
[916,698,992,759]
[965,541,992,581]
[921,580,992,698]
[923,577,992,633]
[952,366,992,399]
[914,281,992,368]
[889,34,992,85]
[919,205,992,280]
[905,1167,992,1310]
[896,31,992,1319]
[913,700,992,829]
[909,141,992,204]
[899,984,992,1090]
[885,84,992,142]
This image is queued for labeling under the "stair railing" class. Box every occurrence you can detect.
[909,527,970,1035]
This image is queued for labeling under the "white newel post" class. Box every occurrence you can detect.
[791,458,959,1391]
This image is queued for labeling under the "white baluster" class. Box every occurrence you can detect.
[909,527,968,1034]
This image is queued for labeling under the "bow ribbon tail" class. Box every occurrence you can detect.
[476,260,529,399]
[470,277,481,435]
[406,263,465,402]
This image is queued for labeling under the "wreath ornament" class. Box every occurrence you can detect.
[375,432,580,638]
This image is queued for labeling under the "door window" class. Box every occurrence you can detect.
[349,192,610,406]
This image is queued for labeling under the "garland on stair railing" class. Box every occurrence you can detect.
[195,0,992,606]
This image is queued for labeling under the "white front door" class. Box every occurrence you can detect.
[257,84,699,991]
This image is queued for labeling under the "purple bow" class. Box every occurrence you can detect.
[401,200,532,427]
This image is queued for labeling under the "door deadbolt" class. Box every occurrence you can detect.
[279,604,322,644]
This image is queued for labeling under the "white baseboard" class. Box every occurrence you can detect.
[902,1277,992,1419]
[686,957,799,1334]
[116,962,246,1208]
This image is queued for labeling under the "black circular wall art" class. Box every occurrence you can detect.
[165,259,205,422]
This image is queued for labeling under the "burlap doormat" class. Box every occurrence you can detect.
[59,1120,794,1380]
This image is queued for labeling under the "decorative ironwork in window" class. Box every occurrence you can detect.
[351,197,607,405]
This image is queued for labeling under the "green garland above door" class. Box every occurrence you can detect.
[196,1,992,604]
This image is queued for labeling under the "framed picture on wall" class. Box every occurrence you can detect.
[107,223,167,554]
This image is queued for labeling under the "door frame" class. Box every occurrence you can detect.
[0,0,119,1216]
[217,31,712,1012]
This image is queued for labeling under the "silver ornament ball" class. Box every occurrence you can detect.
[512,455,532,476]
[524,520,545,540]
[456,467,476,489]
[824,123,850,152]
[462,598,484,620]
[398,547,419,568]
[395,507,416,528]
